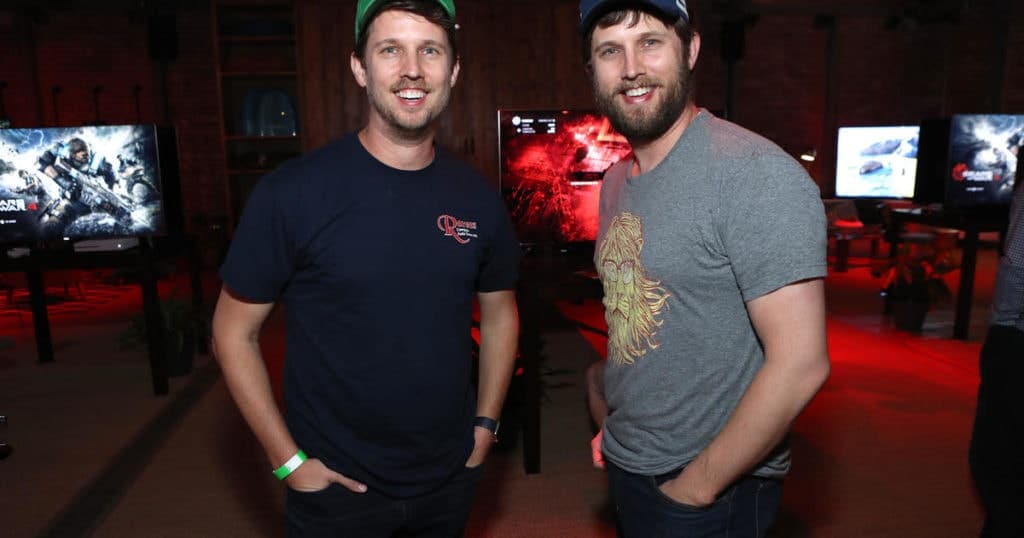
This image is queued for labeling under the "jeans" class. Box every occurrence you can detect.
[607,461,783,538]
[969,324,1024,537]
[286,465,484,537]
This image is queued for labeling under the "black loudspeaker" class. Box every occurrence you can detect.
[720,21,745,62]
[913,118,952,207]
[147,15,178,62]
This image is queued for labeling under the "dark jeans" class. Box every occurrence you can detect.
[969,324,1024,538]
[607,461,783,538]
[286,465,484,537]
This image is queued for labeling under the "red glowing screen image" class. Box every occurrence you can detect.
[498,110,632,243]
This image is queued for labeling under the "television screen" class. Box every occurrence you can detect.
[945,113,1024,208]
[835,125,919,199]
[498,109,632,243]
[0,124,173,245]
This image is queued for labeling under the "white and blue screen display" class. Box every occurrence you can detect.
[835,125,919,199]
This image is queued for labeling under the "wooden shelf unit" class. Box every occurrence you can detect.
[212,0,303,229]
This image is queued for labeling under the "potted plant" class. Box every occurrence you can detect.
[882,240,956,332]
[120,293,207,377]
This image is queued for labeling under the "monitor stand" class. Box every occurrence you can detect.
[73,237,140,253]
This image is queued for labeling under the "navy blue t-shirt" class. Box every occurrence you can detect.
[220,133,520,498]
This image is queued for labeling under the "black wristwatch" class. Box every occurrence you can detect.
[474,415,500,443]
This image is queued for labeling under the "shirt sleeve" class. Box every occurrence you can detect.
[219,174,295,303]
[477,193,521,292]
[719,152,828,303]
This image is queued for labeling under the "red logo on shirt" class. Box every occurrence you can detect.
[437,214,479,244]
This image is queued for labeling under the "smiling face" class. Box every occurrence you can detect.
[588,11,698,145]
[350,9,460,139]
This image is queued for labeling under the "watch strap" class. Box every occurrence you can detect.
[473,415,500,441]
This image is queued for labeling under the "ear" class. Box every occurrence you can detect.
[449,56,461,88]
[350,52,368,88]
[687,31,701,71]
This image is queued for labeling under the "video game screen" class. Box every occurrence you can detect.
[945,114,1024,208]
[498,109,632,243]
[835,125,920,199]
[0,125,168,244]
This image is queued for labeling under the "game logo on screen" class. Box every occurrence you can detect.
[835,125,919,199]
[498,109,632,243]
[946,114,1023,208]
[0,125,169,245]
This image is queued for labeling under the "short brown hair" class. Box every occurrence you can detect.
[581,7,696,66]
[354,0,459,64]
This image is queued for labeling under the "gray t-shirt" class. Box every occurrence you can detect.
[991,185,1024,330]
[595,110,827,478]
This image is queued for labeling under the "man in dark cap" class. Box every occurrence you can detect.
[579,0,830,535]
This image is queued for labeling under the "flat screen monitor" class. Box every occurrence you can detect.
[498,109,632,243]
[835,125,919,199]
[0,124,179,245]
[945,113,1023,209]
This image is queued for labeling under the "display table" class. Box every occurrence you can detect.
[888,209,1007,339]
[0,236,203,395]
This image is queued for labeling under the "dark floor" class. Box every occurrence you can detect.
[0,237,994,537]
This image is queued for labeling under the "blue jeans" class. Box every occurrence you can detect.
[607,461,783,537]
[286,465,484,537]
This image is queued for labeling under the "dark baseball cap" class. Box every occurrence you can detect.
[579,0,689,35]
[355,0,456,42]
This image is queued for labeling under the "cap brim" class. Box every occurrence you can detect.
[579,1,683,35]
[357,0,457,41]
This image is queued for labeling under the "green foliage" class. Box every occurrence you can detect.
[883,242,955,306]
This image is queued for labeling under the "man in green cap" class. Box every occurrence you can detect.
[213,1,520,536]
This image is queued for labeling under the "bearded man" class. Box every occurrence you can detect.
[580,0,831,535]
[212,1,520,536]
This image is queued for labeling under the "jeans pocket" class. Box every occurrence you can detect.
[648,476,712,512]
[648,475,738,513]
[753,478,784,533]
[286,482,346,516]
[287,483,336,496]
[287,482,393,525]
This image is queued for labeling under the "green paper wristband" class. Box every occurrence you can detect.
[273,450,308,480]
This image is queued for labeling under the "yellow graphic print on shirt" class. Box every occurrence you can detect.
[597,212,671,366]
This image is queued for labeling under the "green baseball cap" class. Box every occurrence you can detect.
[355,0,457,42]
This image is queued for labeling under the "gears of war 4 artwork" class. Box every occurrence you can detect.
[0,125,164,244]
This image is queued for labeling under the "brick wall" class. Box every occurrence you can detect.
[0,10,44,128]
[161,4,226,228]
[1,0,1021,217]
[697,0,1022,194]
[0,4,224,231]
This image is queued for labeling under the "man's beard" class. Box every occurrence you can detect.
[366,80,451,138]
[594,65,693,144]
